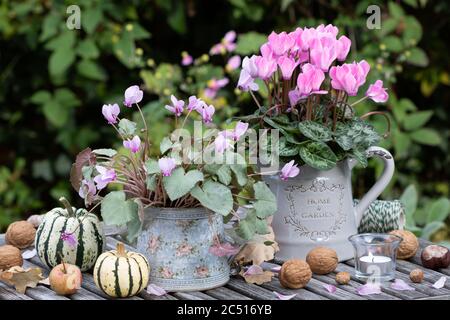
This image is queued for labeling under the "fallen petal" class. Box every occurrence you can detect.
[323,284,337,293]
[432,276,447,289]
[356,282,382,296]
[21,248,37,260]
[273,291,296,300]
[147,283,167,296]
[390,279,415,291]
[271,266,282,273]
[244,264,264,276]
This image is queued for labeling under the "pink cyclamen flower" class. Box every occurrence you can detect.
[181,51,193,66]
[214,134,233,154]
[260,42,274,59]
[93,165,117,190]
[391,279,415,291]
[165,95,184,116]
[232,121,249,141]
[255,56,277,80]
[357,282,381,296]
[123,135,141,153]
[280,160,300,181]
[336,35,351,61]
[242,55,259,78]
[78,179,96,199]
[60,232,77,248]
[237,69,259,92]
[102,103,120,124]
[277,56,297,80]
[329,60,370,96]
[187,95,206,111]
[268,31,295,56]
[210,31,236,55]
[310,37,337,72]
[205,78,229,99]
[226,55,241,72]
[123,85,143,107]
[158,157,176,177]
[296,63,328,98]
[198,104,215,124]
[366,80,389,103]
[288,89,303,107]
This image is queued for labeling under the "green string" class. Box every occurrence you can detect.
[356,199,405,233]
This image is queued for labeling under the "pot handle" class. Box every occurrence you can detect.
[350,146,395,226]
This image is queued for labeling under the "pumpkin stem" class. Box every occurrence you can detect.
[116,242,127,257]
[59,197,75,217]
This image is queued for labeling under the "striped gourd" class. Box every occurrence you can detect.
[94,242,150,298]
[35,197,104,272]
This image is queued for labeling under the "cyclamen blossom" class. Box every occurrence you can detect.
[158,157,176,177]
[181,51,193,66]
[102,103,120,124]
[187,96,206,111]
[165,95,184,116]
[60,232,77,248]
[198,104,215,124]
[78,179,96,199]
[232,121,249,141]
[204,78,229,99]
[214,134,233,154]
[288,89,303,107]
[123,85,143,107]
[310,37,337,72]
[93,166,116,190]
[336,35,351,61]
[296,63,327,98]
[267,31,295,56]
[255,56,277,80]
[366,80,389,103]
[123,135,141,153]
[280,160,300,180]
[210,30,237,55]
[277,56,297,80]
[237,69,259,92]
[330,60,370,96]
[226,55,241,72]
[242,55,259,78]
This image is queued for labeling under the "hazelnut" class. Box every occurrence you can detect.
[335,271,351,285]
[279,259,312,289]
[409,269,424,283]
[6,221,36,249]
[0,245,23,270]
[306,247,338,274]
[389,230,419,259]
[421,245,450,270]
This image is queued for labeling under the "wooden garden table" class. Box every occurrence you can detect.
[1,230,449,300]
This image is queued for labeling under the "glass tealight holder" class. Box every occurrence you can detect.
[348,233,402,282]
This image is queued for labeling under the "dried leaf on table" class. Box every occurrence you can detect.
[39,277,50,286]
[239,268,274,285]
[0,266,45,294]
[234,223,279,265]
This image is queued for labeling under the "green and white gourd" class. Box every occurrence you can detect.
[94,242,150,298]
[35,197,104,271]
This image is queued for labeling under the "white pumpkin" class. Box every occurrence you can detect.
[35,197,104,271]
[94,242,149,298]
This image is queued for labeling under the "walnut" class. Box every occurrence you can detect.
[389,230,419,259]
[6,221,36,249]
[0,245,23,270]
[409,269,424,283]
[306,247,338,274]
[335,271,351,285]
[279,259,312,289]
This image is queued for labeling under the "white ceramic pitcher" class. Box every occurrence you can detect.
[264,146,395,262]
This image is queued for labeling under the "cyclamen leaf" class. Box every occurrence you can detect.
[160,137,173,154]
[298,121,332,142]
[92,149,117,157]
[279,138,299,157]
[351,148,368,167]
[145,159,160,174]
[101,191,138,226]
[253,182,276,218]
[118,119,137,136]
[163,168,203,201]
[299,141,337,170]
[190,181,233,216]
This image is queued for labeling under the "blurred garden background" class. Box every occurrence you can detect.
[0,0,448,245]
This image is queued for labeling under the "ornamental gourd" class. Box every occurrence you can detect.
[35,197,104,271]
[93,242,150,298]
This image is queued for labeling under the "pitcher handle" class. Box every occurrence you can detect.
[351,146,395,225]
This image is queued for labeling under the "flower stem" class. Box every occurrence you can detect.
[350,95,367,107]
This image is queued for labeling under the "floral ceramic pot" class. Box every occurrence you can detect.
[136,207,230,292]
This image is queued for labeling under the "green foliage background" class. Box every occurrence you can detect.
[0,0,448,243]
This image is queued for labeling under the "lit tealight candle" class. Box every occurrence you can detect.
[359,252,393,276]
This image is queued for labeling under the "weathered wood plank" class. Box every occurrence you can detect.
[205,286,252,300]
[226,277,279,300]
[0,282,33,300]
[337,263,427,299]
[173,291,216,300]
[396,260,450,290]
[416,294,450,300]
[305,276,366,300]
[409,239,450,276]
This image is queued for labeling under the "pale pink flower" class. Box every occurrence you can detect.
[237,69,259,92]
[277,56,297,80]
[288,89,303,106]
[336,35,351,61]
[232,121,249,141]
[391,279,415,291]
[197,104,215,124]
[356,282,381,296]
[289,27,303,52]
[226,55,241,72]
[366,80,389,103]
[267,31,295,56]
[165,95,184,116]
[280,160,300,181]
[60,232,77,248]
[102,103,120,124]
[93,165,116,190]
[300,26,318,51]
[329,60,370,96]
[187,95,206,112]
[123,135,141,153]
[323,284,337,293]
[296,63,327,98]
[181,51,193,66]
[147,236,160,254]
[158,157,176,177]
[316,24,339,37]
[161,267,174,279]
[123,85,143,107]
[273,291,297,300]
[210,30,236,55]
[205,78,229,99]
[243,265,264,276]
[432,276,447,289]
[242,55,259,78]
[214,134,233,154]
[78,179,96,199]
[255,56,277,80]
[176,242,193,257]
[196,266,209,278]
[260,43,274,59]
[310,37,337,72]
[146,284,166,296]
